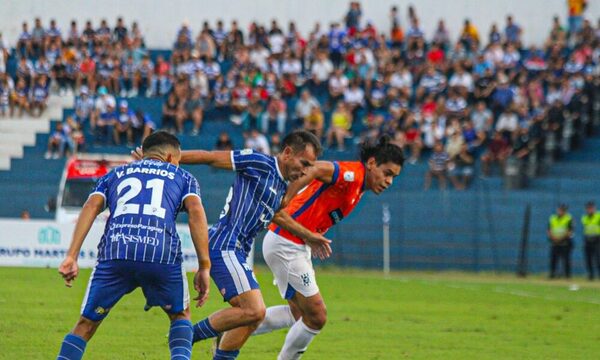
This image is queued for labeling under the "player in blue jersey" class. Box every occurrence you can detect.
[134,130,327,359]
[56,131,211,360]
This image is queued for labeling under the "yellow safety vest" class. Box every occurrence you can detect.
[549,214,572,238]
[581,212,600,236]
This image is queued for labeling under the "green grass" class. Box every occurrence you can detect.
[1,266,599,359]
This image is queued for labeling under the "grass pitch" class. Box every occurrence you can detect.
[1,266,599,359]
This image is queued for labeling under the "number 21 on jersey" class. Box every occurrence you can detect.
[114,178,167,219]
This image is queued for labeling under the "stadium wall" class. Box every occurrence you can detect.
[1,0,599,48]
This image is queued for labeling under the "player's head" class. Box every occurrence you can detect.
[142,131,181,166]
[360,136,404,195]
[278,130,322,182]
[586,201,596,214]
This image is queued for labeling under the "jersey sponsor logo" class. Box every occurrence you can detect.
[329,209,344,224]
[95,306,110,315]
[109,233,160,247]
[343,171,355,182]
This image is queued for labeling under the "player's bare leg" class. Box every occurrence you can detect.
[70,316,102,341]
[192,289,265,358]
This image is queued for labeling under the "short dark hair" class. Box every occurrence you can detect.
[281,130,322,156]
[360,135,405,166]
[142,130,181,153]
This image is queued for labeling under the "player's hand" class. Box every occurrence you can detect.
[193,268,210,307]
[306,233,332,260]
[131,146,143,161]
[58,256,79,287]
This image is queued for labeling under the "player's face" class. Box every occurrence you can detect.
[366,159,402,195]
[281,145,317,182]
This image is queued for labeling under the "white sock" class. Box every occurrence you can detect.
[277,319,320,360]
[253,305,296,335]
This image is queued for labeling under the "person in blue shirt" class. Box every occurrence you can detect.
[57,131,211,360]
[134,130,329,359]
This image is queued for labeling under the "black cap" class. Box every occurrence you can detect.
[558,203,568,210]
[585,201,595,207]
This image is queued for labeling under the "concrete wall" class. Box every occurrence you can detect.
[1,0,599,49]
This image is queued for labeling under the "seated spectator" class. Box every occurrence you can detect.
[449,143,475,190]
[113,100,133,146]
[270,132,282,154]
[0,72,14,117]
[470,101,494,138]
[74,86,94,124]
[326,102,353,151]
[92,86,116,131]
[184,87,204,135]
[446,131,465,159]
[51,56,69,95]
[12,77,30,117]
[134,55,154,97]
[243,90,265,130]
[401,113,423,164]
[328,68,348,109]
[215,131,234,151]
[424,141,450,190]
[495,106,519,137]
[65,116,85,154]
[481,131,511,176]
[30,76,49,117]
[161,92,184,134]
[261,93,286,134]
[130,109,155,143]
[304,105,324,139]
[294,89,319,128]
[245,128,271,155]
[45,122,67,159]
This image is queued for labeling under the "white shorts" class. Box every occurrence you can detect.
[262,230,319,299]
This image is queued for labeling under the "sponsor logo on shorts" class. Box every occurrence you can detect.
[95,306,110,315]
[220,288,227,296]
[301,273,311,287]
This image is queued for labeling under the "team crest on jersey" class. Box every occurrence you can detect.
[343,171,355,182]
[301,273,311,286]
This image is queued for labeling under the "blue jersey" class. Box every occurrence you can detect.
[91,159,201,264]
[210,150,287,255]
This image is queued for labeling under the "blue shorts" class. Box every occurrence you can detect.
[210,250,259,302]
[81,260,189,321]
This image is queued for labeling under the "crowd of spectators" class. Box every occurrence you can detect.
[1,2,599,191]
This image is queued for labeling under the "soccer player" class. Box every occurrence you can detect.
[135,130,329,359]
[255,136,404,359]
[56,131,211,360]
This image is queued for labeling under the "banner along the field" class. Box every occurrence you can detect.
[0,219,201,271]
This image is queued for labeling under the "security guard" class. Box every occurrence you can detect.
[581,201,600,280]
[547,204,574,279]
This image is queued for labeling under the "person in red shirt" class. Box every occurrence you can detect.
[251,136,404,359]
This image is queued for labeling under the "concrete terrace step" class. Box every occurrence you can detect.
[0,118,51,133]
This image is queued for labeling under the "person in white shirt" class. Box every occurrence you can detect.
[310,51,333,93]
[449,64,473,97]
[245,128,271,155]
[495,108,519,134]
[328,68,349,106]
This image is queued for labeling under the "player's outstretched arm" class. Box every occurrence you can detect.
[132,147,234,170]
[282,161,336,206]
[185,195,211,307]
[58,194,105,287]
[272,210,332,260]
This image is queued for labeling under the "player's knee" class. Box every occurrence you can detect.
[305,306,327,330]
[244,304,266,325]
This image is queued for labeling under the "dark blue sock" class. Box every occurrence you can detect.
[57,334,87,360]
[169,319,193,360]
[192,318,219,343]
[213,349,240,360]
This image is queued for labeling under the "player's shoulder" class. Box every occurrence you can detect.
[336,161,364,184]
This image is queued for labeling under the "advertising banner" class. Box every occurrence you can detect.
[0,219,200,271]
